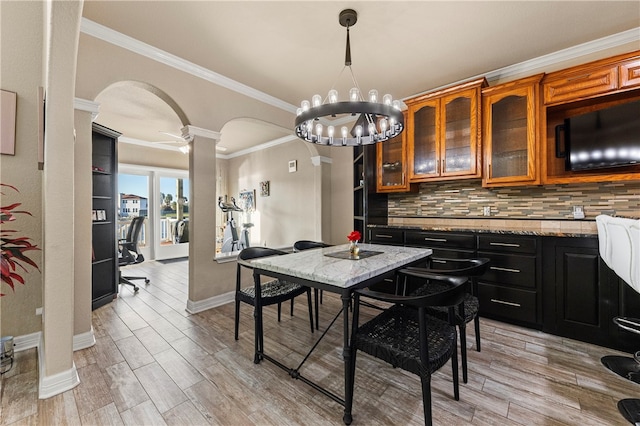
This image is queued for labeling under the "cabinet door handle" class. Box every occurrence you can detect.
[424,237,447,242]
[432,259,448,264]
[490,242,520,247]
[376,234,393,238]
[490,266,521,273]
[490,298,521,307]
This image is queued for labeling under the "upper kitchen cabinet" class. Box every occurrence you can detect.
[377,113,415,193]
[482,74,543,187]
[406,78,486,183]
[541,50,640,184]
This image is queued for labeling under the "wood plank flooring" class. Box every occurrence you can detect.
[1,258,638,425]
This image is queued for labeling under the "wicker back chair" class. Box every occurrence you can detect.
[346,272,468,426]
[293,240,332,328]
[235,247,314,355]
[403,257,490,383]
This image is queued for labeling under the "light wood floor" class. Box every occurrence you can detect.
[1,258,638,425]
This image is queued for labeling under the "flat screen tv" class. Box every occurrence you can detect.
[556,100,640,171]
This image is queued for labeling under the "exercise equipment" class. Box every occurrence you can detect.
[219,196,252,253]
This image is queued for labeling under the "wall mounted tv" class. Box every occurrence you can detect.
[555,100,640,172]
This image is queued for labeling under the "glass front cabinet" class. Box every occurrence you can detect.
[482,74,543,187]
[376,113,412,193]
[406,78,486,183]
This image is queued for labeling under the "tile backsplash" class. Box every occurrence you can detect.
[388,180,640,220]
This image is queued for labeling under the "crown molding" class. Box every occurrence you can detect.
[181,125,221,142]
[225,134,299,159]
[74,97,100,121]
[407,27,640,99]
[81,18,297,114]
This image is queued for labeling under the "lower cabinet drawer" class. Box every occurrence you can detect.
[479,252,536,289]
[369,228,404,245]
[478,283,538,324]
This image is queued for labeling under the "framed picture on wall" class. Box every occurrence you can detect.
[239,189,255,211]
[260,180,270,197]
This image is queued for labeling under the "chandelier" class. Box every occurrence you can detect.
[294,9,404,146]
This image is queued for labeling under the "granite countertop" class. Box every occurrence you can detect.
[247,243,432,288]
[373,217,599,238]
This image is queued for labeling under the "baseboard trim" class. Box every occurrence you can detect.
[73,327,96,351]
[14,332,41,352]
[37,334,80,399]
[186,291,234,314]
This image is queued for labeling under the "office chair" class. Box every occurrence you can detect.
[118,216,150,293]
[293,240,332,328]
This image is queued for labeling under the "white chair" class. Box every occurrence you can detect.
[596,215,640,424]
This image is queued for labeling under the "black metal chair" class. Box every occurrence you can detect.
[235,247,314,351]
[118,216,150,293]
[346,272,468,426]
[293,240,332,328]
[403,257,490,384]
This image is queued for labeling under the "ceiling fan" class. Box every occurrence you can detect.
[159,131,228,152]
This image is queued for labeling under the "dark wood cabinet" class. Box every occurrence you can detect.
[542,236,640,352]
[353,145,387,243]
[477,234,542,327]
[92,123,120,310]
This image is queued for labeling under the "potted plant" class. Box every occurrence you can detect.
[1,184,39,296]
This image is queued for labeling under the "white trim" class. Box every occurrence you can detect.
[407,27,640,100]
[310,156,332,166]
[14,332,41,352]
[120,136,183,152]
[181,125,221,142]
[35,334,80,399]
[225,134,299,159]
[73,97,100,121]
[186,291,234,314]
[80,18,297,114]
[73,327,96,351]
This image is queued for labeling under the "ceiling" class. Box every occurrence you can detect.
[81,1,640,157]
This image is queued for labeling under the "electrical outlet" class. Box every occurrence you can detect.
[483,206,491,216]
[572,205,585,219]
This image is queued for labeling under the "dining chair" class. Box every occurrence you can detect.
[235,247,314,350]
[293,240,332,329]
[404,257,490,384]
[346,272,468,426]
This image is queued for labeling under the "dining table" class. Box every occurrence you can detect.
[245,242,432,424]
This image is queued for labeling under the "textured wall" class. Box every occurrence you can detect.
[388,180,640,220]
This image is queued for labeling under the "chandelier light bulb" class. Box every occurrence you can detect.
[328,89,338,103]
[349,88,360,102]
[380,118,388,133]
[293,9,404,147]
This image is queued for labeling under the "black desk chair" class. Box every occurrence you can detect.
[293,240,332,328]
[403,257,489,384]
[235,247,314,355]
[118,216,150,293]
[346,272,468,426]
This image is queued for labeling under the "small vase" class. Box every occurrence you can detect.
[349,241,360,258]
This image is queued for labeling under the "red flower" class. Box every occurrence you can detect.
[347,230,361,242]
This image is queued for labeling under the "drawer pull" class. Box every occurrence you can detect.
[490,242,520,247]
[490,298,521,307]
[376,234,394,238]
[490,266,521,273]
[424,237,447,242]
[432,259,448,264]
